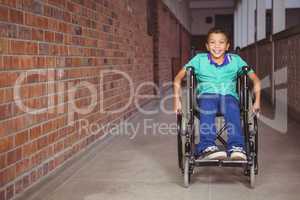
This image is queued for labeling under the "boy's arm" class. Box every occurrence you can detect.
[173,68,186,112]
[248,72,261,112]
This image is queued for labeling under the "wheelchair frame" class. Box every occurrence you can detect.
[177,66,258,188]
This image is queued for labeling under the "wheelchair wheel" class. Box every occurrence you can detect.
[250,164,255,188]
[184,159,191,188]
[248,95,259,174]
[177,112,184,171]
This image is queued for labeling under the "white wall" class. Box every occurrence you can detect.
[161,0,191,31]
[285,0,300,8]
[190,0,234,9]
[191,8,233,35]
[266,0,300,9]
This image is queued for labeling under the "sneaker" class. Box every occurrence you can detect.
[229,146,247,161]
[199,146,227,160]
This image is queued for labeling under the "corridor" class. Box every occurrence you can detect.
[1,0,300,200]
[20,96,300,200]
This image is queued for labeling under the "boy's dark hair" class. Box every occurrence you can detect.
[206,27,230,43]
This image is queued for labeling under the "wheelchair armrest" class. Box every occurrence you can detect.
[185,66,194,71]
[240,66,253,77]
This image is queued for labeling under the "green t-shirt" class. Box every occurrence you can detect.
[184,53,254,99]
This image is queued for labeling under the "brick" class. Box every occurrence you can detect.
[38,43,49,55]
[11,115,28,134]
[18,56,34,69]
[0,190,4,200]
[10,40,25,54]
[30,171,37,184]
[55,32,63,43]
[47,18,59,31]
[16,159,30,176]
[0,0,17,7]
[44,31,54,42]
[22,175,30,190]
[24,13,35,27]
[26,72,42,84]
[15,130,29,147]
[42,162,48,175]
[1,166,16,187]
[0,103,12,120]
[0,72,19,87]
[63,12,71,22]
[58,22,67,33]
[9,9,24,24]
[6,184,14,200]
[48,0,66,8]
[0,88,13,104]
[30,0,43,15]
[29,125,41,140]
[0,56,2,69]
[0,137,14,154]
[18,26,32,40]
[10,40,38,55]
[22,141,37,158]
[25,14,46,29]
[26,41,38,54]
[0,6,9,21]
[0,39,9,54]
[2,56,17,69]
[7,150,17,166]
[6,24,18,38]
[0,154,6,170]
[32,29,44,41]
[37,135,48,150]
[14,179,23,194]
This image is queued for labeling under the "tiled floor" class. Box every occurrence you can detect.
[19,95,300,200]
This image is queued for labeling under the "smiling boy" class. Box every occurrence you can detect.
[173,28,261,161]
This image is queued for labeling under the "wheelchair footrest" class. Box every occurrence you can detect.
[194,159,248,167]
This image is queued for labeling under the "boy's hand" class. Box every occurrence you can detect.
[252,100,260,116]
[174,98,182,113]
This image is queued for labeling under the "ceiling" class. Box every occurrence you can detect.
[189,0,235,9]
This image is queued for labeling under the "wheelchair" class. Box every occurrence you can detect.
[176,66,258,188]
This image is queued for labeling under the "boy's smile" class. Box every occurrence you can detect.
[206,33,230,64]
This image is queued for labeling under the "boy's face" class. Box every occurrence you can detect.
[206,33,230,59]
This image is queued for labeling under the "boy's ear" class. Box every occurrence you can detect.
[226,43,230,51]
[205,43,209,51]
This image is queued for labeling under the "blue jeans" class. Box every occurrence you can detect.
[196,93,245,154]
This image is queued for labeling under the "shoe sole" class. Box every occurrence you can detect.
[205,151,227,160]
[230,152,247,161]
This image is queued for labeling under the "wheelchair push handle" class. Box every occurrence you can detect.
[241,66,252,75]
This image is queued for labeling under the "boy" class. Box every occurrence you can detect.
[173,28,261,161]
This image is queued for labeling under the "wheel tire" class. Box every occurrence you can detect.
[177,113,184,171]
[250,164,255,188]
[184,159,190,188]
[177,133,183,170]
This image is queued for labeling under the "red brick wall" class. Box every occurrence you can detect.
[155,0,191,89]
[257,42,273,101]
[274,33,300,120]
[240,44,256,70]
[181,27,191,66]
[0,0,153,199]
[243,41,273,100]
[241,26,300,121]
